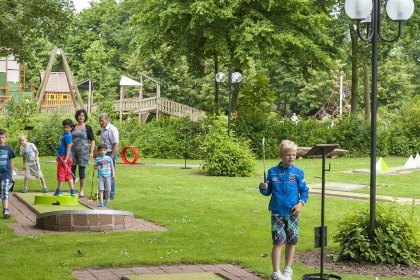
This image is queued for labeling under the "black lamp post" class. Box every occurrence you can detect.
[215,70,242,136]
[344,0,414,242]
[181,127,192,169]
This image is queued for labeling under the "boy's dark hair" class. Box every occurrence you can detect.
[62,119,74,126]
[98,144,107,151]
[75,109,88,122]
[0,129,7,137]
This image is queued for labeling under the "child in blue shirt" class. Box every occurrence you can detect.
[94,144,115,207]
[0,129,16,219]
[54,119,76,196]
[259,140,309,280]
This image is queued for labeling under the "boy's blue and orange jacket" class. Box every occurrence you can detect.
[259,162,309,216]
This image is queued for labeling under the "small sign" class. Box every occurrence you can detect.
[315,226,328,248]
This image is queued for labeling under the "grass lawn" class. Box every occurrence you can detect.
[0,156,418,280]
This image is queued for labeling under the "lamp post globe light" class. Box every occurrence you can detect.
[344,0,414,242]
[215,70,242,136]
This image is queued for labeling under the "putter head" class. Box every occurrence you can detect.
[8,181,14,192]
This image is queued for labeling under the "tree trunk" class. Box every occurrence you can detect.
[363,64,370,120]
[214,54,220,115]
[350,26,359,115]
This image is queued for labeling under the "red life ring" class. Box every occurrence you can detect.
[121,146,139,164]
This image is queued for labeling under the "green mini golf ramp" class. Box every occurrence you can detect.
[34,194,79,205]
[123,273,229,280]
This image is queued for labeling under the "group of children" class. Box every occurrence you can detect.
[0,118,116,219]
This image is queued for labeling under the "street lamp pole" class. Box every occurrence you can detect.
[345,0,414,242]
[227,70,233,136]
[215,70,242,136]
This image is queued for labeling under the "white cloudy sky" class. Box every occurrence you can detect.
[73,0,92,12]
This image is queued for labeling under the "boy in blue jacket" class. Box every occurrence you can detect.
[259,140,309,280]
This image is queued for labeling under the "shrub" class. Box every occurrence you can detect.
[330,115,370,157]
[31,113,71,156]
[130,115,206,159]
[333,202,420,266]
[201,119,255,177]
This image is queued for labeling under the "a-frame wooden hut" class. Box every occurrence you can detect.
[36,47,84,113]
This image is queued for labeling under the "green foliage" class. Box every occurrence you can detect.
[333,203,420,266]
[234,74,274,156]
[0,0,73,60]
[120,115,206,159]
[329,115,370,157]
[5,98,37,130]
[31,113,69,156]
[201,118,255,177]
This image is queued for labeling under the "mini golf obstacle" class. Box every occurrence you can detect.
[302,144,341,280]
[34,193,78,205]
[350,155,420,175]
[15,192,134,232]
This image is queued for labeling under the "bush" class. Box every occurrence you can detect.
[31,113,72,156]
[201,119,255,177]
[129,115,206,159]
[333,202,420,266]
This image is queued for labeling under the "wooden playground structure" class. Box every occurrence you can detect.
[0,54,36,112]
[33,47,204,122]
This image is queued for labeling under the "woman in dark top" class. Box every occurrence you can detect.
[71,109,95,198]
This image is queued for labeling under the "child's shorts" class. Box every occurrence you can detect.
[98,176,111,191]
[1,179,10,200]
[271,214,299,245]
[25,162,44,179]
[57,156,73,181]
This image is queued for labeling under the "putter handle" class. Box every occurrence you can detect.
[264,172,266,182]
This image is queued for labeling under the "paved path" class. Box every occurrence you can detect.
[73,264,263,280]
[309,188,420,205]
[7,192,166,235]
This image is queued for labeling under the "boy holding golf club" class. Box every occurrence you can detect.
[0,129,15,219]
[53,119,76,196]
[259,140,309,280]
[18,134,48,193]
[94,144,115,207]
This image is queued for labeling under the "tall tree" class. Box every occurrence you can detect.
[0,0,73,60]
[133,0,337,114]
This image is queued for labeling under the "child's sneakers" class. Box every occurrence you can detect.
[70,189,76,196]
[3,209,10,219]
[21,188,28,193]
[96,203,104,207]
[271,271,284,280]
[42,187,49,193]
[104,201,110,206]
[53,189,62,196]
[282,267,293,280]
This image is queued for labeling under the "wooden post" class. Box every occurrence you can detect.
[87,79,92,114]
[61,49,85,110]
[139,75,143,100]
[120,86,124,122]
[5,56,8,97]
[37,46,58,110]
[62,59,78,110]
[19,60,22,104]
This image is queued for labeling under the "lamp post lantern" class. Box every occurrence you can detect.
[344,0,414,242]
[215,70,242,136]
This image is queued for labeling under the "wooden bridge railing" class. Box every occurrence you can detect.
[158,98,205,121]
[35,96,204,121]
[114,97,205,121]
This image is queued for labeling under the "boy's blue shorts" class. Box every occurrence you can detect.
[271,214,299,245]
